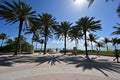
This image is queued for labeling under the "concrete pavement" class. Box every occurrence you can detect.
[0,53,120,80]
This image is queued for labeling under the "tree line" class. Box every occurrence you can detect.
[0,0,120,58]
[0,34,31,53]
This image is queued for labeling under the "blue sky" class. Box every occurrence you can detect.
[0,0,120,50]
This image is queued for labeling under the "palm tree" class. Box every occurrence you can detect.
[88,33,99,50]
[38,39,44,52]
[37,13,57,54]
[102,38,110,51]
[96,42,104,51]
[25,19,40,46]
[111,37,119,49]
[111,23,120,35]
[0,0,36,55]
[54,21,72,55]
[75,16,102,58]
[0,33,8,46]
[5,38,13,45]
[32,35,40,50]
[69,26,83,48]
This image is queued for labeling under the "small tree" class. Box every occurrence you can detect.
[96,42,104,51]
[0,33,8,46]
[102,38,110,51]
[88,33,99,50]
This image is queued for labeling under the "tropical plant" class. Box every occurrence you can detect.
[69,26,83,48]
[25,19,40,46]
[111,37,118,49]
[54,21,72,55]
[38,39,44,52]
[75,16,102,58]
[0,0,36,55]
[88,33,99,50]
[32,35,40,50]
[0,36,30,52]
[5,38,13,45]
[36,13,57,54]
[95,42,104,51]
[111,23,120,35]
[0,33,8,46]
[102,38,110,51]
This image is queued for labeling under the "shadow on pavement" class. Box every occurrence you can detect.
[0,54,120,77]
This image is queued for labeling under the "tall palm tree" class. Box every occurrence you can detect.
[75,16,102,58]
[0,0,36,55]
[88,33,99,50]
[111,23,120,35]
[69,26,83,48]
[102,38,110,51]
[54,21,72,55]
[37,13,57,54]
[0,33,8,46]
[95,42,104,51]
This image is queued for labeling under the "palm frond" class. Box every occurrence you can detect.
[117,4,120,17]
[88,0,94,8]
[111,24,120,35]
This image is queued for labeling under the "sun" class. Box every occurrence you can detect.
[74,0,86,7]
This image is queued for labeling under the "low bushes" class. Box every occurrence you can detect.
[59,49,120,56]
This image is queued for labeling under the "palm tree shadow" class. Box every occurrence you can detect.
[1,55,120,77]
[0,55,64,66]
[35,55,64,66]
[63,57,120,77]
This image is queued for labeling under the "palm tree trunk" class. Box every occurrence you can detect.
[19,42,21,53]
[99,47,101,51]
[1,40,4,47]
[75,39,78,48]
[75,39,78,55]
[14,20,23,55]
[36,42,37,50]
[44,36,47,54]
[64,35,66,55]
[91,41,93,50]
[106,44,108,51]
[31,35,34,46]
[41,44,43,51]
[84,32,88,58]
[31,39,33,46]
[114,45,117,50]
[43,27,48,54]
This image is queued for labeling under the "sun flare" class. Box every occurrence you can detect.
[74,0,86,7]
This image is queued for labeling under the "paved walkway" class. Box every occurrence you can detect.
[0,53,120,80]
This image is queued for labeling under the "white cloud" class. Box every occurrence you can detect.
[52,40,63,44]
[96,37,104,42]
